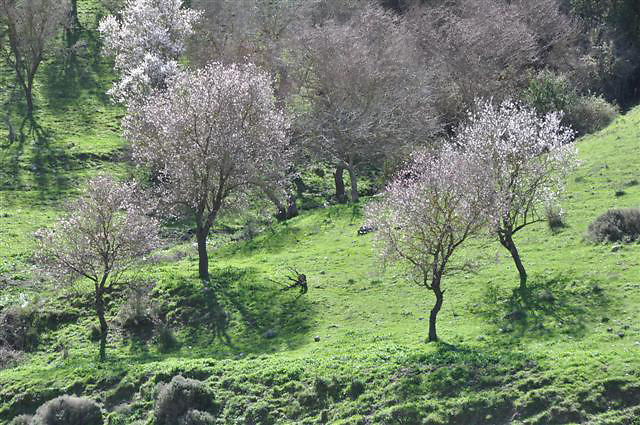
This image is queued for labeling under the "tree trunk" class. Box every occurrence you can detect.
[196,226,209,281]
[66,0,81,48]
[500,232,527,291]
[24,84,33,117]
[347,165,359,203]
[334,165,347,203]
[428,275,444,342]
[263,186,287,221]
[95,287,108,362]
[286,195,298,219]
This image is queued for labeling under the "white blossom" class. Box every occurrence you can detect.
[98,0,202,104]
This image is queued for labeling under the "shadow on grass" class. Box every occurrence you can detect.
[379,342,536,424]
[0,122,77,201]
[475,273,611,339]
[221,223,304,256]
[154,266,314,358]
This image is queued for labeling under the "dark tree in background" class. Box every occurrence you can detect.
[296,4,436,203]
[0,0,69,118]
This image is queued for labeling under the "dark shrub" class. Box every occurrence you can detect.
[546,206,566,232]
[0,305,39,352]
[155,375,217,425]
[587,208,640,243]
[348,379,366,400]
[565,94,619,136]
[31,396,102,425]
[118,280,157,331]
[0,347,23,370]
[9,415,32,425]
[179,409,215,425]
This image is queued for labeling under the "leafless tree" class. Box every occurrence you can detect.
[0,0,69,118]
[296,4,436,202]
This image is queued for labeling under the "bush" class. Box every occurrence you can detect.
[179,410,215,425]
[546,206,567,232]
[9,415,32,425]
[0,347,23,370]
[523,70,576,115]
[118,280,157,330]
[587,208,640,243]
[522,70,619,136]
[0,305,39,352]
[565,94,619,136]
[31,396,102,425]
[154,375,218,425]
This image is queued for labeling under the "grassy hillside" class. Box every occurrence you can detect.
[1,2,640,423]
[1,103,640,423]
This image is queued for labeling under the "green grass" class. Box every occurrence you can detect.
[2,2,640,422]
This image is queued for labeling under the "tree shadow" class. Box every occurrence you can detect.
[154,267,314,358]
[0,116,77,201]
[474,273,611,340]
[221,223,304,256]
[380,342,536,424]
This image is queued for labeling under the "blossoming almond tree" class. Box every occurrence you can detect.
[124,62,290,281]
[98,0,201,104]
[36,176,159,361]
[457,99,577,291]
[365,147,491,342]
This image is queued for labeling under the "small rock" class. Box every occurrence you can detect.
[264,329,276,339]
[618,333,625,338]
[623,324,630,330]
[418,317,424,321]
[611,245,622,253]
[601,317,610,323]
[607,327,613,333]
[314,335,321,342]
[476,335,486,341]
[328,324,339,328]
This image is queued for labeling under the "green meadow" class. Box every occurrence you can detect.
[1,1,640,424]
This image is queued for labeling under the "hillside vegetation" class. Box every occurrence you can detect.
[1,1,640,425]
[1,93,640,425]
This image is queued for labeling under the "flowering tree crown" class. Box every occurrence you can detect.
[98,0,202,103]
[456,99,577,231]
[35,175,159,284]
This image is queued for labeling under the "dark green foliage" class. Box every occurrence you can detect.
[88,325,101,342]
[565,95,619,135]
[347,379,365,400]
[523,71,619,135]
[587,208,640,243]
[523,71,576,116]
[570,0,640,42]
[154,375,218,425]
[30,396,102,425]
